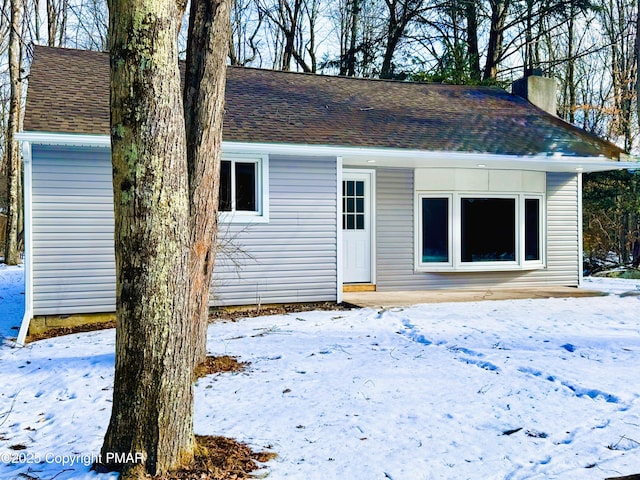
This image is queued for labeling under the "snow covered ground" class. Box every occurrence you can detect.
[0,264,24,344]
[1,265,640,479]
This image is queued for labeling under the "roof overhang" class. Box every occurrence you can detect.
[17,132,639,174]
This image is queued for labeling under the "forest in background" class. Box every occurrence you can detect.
[1,0,639,269]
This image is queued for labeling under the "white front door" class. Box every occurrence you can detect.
[342,171,372,283]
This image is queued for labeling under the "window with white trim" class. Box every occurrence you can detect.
[461,197,516,263]
[417,193,544,271]
[421,196,451,265]
[219,155,269,223]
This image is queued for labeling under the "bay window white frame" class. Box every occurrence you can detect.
[522,194,545,267]
[417,194,453,268]
[416,192,545,272]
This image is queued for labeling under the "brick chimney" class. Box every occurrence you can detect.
[512,69,557,116]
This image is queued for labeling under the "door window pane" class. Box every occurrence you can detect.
[525,198,540,261]
[343,179,365,230]
[422,198,449,263]
[347,197,355,213]
[346,180,354,196]
[461,198,515,262]
[346,215,355,229]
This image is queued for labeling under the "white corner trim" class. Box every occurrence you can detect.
[577,172,584,287]
[336,157,343,304]
[367,169,377,286]
[16,141,33,347]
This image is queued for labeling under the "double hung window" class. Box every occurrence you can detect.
[219,155,269,223]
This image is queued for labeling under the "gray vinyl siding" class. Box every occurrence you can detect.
[31,148,338,315]
[31,145,116,315]
[211,155,338,306]
[375,169,579,290]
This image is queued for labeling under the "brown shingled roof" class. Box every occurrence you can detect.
[24,45,623,159]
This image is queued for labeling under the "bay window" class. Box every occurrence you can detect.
[417,194,543,271]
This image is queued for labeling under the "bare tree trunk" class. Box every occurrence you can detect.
[483,0,509,81]
[380,33,400,78]
[566,4,576,124]
[184,0,231,369]
[635,0,640,136]
[379,0,424,79]
[4,0,22,266]
[281,0,302,70]
[100,0,194,477]
[58,0,68,45]
[47,0,58,46]
[465,0,481,82]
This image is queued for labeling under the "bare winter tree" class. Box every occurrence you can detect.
[257,0,320,71]
[326,0,383,76]
[4,0,22,265]
[68,0,108,50]
[379,0,431,78]
[599,0,637,151]
[229,0,264,66]
[99,0,231,477]
[45,0,69,46]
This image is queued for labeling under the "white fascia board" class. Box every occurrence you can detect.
[16,131,110,146]
[222,141,638,173]
[16,134,637,173]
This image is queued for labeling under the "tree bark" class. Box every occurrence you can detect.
[483,0,509,81]
[464,0,481,82]
[566,4,576,124]
[184,0,231,369]
[101,0,193,476]
[636,1,640,133]
[4,0,22,266]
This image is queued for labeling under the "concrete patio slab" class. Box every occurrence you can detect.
[343,286,607,309]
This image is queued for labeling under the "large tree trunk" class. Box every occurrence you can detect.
[4,0,22,266]
[101,0,193,477]
[184,0,231,369]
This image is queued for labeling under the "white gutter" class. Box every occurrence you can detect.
[210,141,640,174]
[16,141,33,347]
[16,132,110,147]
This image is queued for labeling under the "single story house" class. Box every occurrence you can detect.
[16,46,637,343]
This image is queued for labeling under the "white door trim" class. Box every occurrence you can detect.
[341,168,376,285]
